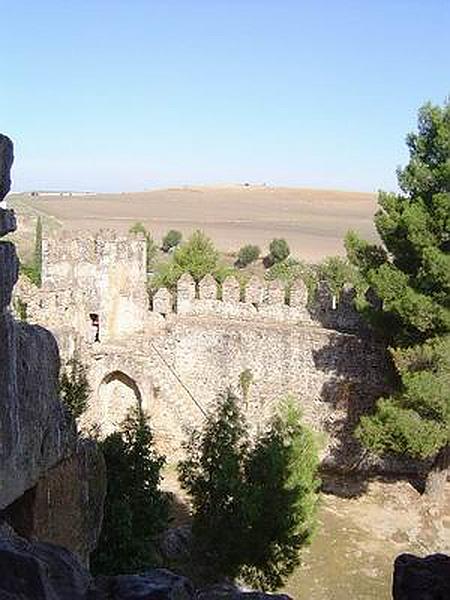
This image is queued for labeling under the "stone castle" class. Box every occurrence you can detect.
[15,229,397,473]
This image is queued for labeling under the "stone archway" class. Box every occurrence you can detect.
[97,370,142,436]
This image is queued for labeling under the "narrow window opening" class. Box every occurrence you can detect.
[89,313,100,342]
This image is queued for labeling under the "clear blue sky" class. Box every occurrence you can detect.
[2,0,449,193]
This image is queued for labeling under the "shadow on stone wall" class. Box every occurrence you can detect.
[311,331,427,498]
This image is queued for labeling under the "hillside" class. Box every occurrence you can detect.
[9,186,378,261]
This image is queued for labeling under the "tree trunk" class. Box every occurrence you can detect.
[424,444,450,501]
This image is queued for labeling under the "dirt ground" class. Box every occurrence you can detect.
[161,468,450,599]
[8,185,378,262]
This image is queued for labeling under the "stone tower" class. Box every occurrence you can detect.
[41,230,148,342]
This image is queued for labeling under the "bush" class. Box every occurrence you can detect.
[91,407,169,575]
[150,230,221,291]
[178,391,320,590]
[266,258,316,303]
[129,221,147,236]
[59,355,91,419]
[236,244,260,268]
[178,390,248,579]
[242,401,320,590]
[173,230,220,281]
[268,238,290,264]
[20,261,41,286]
[21,216,43,286]
[316,256,363,296]
[162,230,182,252]
[14,296,28,321]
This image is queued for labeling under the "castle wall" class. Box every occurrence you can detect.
[77,316,390,473]
[14,231,401,474]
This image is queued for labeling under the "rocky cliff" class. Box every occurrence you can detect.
[0,134,105,564]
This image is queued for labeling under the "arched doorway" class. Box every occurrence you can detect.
[97,370,142,436]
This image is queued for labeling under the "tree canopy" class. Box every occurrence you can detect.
[345,100,450,494]
[178,390,319,590]
[91,407,169,575]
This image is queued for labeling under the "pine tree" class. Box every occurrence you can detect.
[91,407,169,575]
[59,355,90,420]
[345,100,450,497]
[242,401,320,591]
[178,390,249,579]
[178,392,320,589]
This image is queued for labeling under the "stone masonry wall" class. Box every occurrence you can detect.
[13,228,399,474]
[79,316,390,472]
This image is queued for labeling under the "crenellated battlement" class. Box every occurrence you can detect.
[18,232,365,344]
[151,273,365,332]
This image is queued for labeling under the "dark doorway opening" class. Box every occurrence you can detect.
[89,313,100,342]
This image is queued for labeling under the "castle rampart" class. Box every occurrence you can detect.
[13,230,402,474]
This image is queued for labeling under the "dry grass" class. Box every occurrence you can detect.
[9,185,378,262]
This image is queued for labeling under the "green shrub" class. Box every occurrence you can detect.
[59,355,91,420]
[268,238,290,264]
[91,407,169,575]
[237,244,260,267]
[266,258,317,303]
[316,256,363,296]
[162,229,182,252]
[173,230,220,281]
[242,401,320,590]
[129,221,147,236]
[21,216,43,286]
[178,390,249,579]
[14,296,28,321]
[239,369,253,405]
[346,100,450,498]
[150,230,223,291]
[178,391,320,590]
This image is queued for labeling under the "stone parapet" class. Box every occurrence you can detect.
[153,273,364,333]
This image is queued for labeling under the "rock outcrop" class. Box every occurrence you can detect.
[0,134,106,563]
[393,553,450,600]
[0,523,292,600]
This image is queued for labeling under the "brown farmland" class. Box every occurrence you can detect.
[14,186,379,261]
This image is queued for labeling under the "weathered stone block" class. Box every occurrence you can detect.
[222,275,240,304]
[177,273,196,309]
[0,523,91,600]
[198,274,217,300]
[245,276,264,305]
[3,440,106,565]
[0,316,76,510]
[265,279,285,305]
[153,287,173,315]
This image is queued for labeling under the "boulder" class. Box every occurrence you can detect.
[393,553,450,599]
[0,522,92,600]
[105,569,195,599]
[3,439,106,565]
